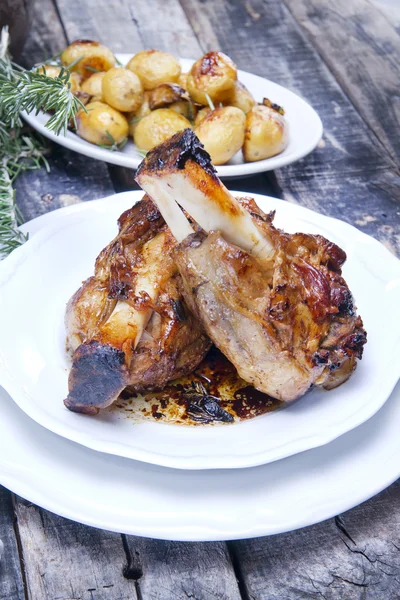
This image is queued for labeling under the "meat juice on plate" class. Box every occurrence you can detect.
[112,347,284,426]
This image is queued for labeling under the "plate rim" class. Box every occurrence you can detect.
[0,379,399,541]
[21,55,323,178]
[0,190,399,470]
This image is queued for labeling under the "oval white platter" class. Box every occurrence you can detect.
[21,55,323,178]
[0,379,399,540]
[0,191,399,470]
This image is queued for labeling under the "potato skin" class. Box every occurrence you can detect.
[102,67,143,112]
[127,91,152,137]
[61,40,115,78]
[134,109,191,151]
[194,106,211,127]
[81,71,106,101]
[229,81,256,114]
[195,106,245,165]
[187,51,237,105]
[76,101,128,146]
[37,65,62,78]
[126,50,181,90]
[38,65,83,93]
[243,105,288,162]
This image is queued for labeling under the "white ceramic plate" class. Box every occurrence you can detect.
[0,379,399,541]
[0,191,399,469]
[21,55,323,178]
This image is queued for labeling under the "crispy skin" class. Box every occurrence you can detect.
[65,196,210,414]
[175,199,366,401]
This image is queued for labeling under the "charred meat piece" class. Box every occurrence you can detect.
[65,196,211,414]
[136,130,366,402]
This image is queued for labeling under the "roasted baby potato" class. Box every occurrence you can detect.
[126,50,181,90]
[127,91,151,137]
[243,105,288,162]
[229,81,256,114]
[37,64,62,79]
[134,108,191,151]
[81,71,106,101]
[195,106,245,165]
[76,101,128,146]
[61,40,115,78]
[102,67,143,112]
[148,83,190,110]
[187,51,237,105]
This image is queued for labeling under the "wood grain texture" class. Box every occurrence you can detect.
[179,0,400,255]
[15,0,114,224]
[283,0,400,164]
[54,0,202,56]
[124,536,242,599]
[18,0,66,68]
[0,488,25,600]
[231,480,400,600]
[14,498,137,600]
[15,143,114,222]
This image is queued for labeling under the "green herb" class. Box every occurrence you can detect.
[128,116,142,124]
[0,27,81,256]
[36,50,63,67]
[135,148,148,158]
[84,65,101,73]
[204,93,215,111]
[98,130,128,152]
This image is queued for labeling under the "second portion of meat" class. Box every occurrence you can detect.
[175,199,366,401]
[65,196,211,414]
[135,129,366,402]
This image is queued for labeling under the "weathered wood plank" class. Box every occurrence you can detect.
[14,498,137,600]
[179,0,400,255]
[15,0,115,223]
[55,0,203,56]
[230,479,400,600]
[15,143,115,222]
[18,0,67,68]
[124,536,242,600]
[283,0,400,164]
[370,0,400,35]
[0,487,25,600]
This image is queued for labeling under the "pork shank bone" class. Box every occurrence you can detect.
[136,130,367,401]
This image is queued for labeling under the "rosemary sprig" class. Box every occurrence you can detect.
[1,67,85,136]
[0,26,81,256]
[0,164,27,256]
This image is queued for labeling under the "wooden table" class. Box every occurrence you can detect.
[1,0,399,598]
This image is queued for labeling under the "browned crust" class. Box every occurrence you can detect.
[136,129,216,178]
[64,341,129,414]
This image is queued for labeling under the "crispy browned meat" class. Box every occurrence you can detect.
[64,196,211,414]
[136,130,366,401]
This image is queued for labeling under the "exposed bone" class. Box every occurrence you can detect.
[98,231,170,352]
[136,130,275,260]
[138,181,194,243]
